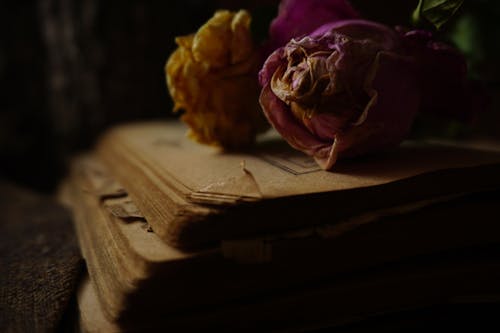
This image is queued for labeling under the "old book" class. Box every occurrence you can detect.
[96,121,500,250]
[61,120,500,331]
[63,156,500,331]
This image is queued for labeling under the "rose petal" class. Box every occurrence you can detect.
[259,20,423,170]
[267,0,360,52]
[400,28,478,121]
[259,84,329,156]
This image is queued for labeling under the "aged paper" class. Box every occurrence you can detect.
[96,121,500,249]
[101,121,500,202]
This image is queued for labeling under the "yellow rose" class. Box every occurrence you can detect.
[165,10,268,149]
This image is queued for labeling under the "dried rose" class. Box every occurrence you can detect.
[259,20,421,170]
[166,10,268,149]
[400,28,480,122]
[267,0,360,52]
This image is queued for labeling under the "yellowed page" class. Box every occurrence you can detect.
[101,121,500,202]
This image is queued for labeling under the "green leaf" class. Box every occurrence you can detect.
[413,0,464,29]
[412,0,424,25]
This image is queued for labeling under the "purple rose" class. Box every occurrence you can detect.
[267,0,360,52]
[259,20,421,170]
[399,28,482,122]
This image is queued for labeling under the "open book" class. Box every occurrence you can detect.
[96,121,500,250]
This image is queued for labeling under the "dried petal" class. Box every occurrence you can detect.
[267,0,360,52]
[260,20,421,169]
[166,10,268,149]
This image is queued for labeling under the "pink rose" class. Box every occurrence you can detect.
[259,20,420,169]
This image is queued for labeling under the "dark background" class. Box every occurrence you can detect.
[1,0,499,193]
[1,0,222,192]
[0,0,284,192]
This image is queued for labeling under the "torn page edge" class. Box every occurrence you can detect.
[103,196,146,221]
